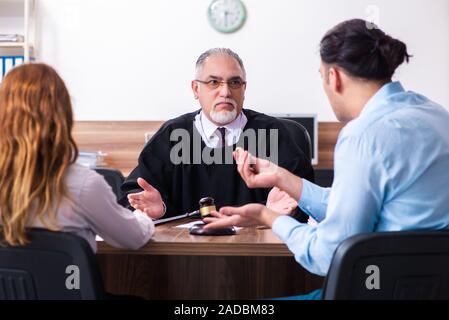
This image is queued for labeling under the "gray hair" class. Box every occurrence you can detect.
[195,48,246,79]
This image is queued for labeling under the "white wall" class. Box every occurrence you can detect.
[35,0,449,121]
[0,0,24,34]
[0,0,25,57]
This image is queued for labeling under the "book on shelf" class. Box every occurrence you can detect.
[1,56,24,82]
[0,34,24,42]
[76,151,108,168]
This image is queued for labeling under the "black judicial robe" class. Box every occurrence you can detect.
[120,109,315,218]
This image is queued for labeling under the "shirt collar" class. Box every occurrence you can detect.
[359,81,405,119]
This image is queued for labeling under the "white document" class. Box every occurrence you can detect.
[175,221,242,230]
[175,221,204,229]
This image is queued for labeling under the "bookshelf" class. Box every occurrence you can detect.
[0,0,36,63]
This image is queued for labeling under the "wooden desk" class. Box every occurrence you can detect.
[97,219,324,299]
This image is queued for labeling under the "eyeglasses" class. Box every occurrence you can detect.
[195,79,246,90]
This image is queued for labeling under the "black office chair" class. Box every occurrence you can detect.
[93,167,125,200]
[314,169,334,187]
[0,229,106,300]
[278,118,312,162]
[322,230,449,300]
[277,118,314,223]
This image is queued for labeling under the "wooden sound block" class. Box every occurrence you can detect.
[189,224,236,236]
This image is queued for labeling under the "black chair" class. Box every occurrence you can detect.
[278,118,314,223]
[93,167,125,200]
[278,118,312,162]
[314,169,334,187]
[323,230,449,300]
[0,229,106,300]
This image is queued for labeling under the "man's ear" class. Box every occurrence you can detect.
[191,80,199,99]
[328,67,342,94]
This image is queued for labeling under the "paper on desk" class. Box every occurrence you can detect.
[175,221,242,230]
[95,235,104,242]
[175,221,204,229]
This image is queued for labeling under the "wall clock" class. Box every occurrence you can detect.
[207,0,247,33]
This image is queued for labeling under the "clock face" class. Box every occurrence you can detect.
[208,0,247,33]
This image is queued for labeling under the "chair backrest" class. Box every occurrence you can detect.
[323,230,449,300]
[278,118,312,162]
[314,169,334,187]
[0,229,106,300]
[93,167,125,200]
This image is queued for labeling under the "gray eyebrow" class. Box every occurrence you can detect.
[206,75,244,81]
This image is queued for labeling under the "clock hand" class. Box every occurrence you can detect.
[224,10,229,27]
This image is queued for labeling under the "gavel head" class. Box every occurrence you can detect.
[198,197,216,218]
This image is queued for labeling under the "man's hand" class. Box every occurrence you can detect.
[234,147,280,188]
[203,203,281,229]
[234,147,304,201]
[127,178,165,219]
[266,187,298,214]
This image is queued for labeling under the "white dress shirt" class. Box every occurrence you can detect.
[32,164,155,252]
[194,111,248,147]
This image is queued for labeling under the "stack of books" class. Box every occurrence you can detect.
[76,151,108,168]
[0,34,24,42]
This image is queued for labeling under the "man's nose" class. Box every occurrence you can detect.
[218,82,232,96]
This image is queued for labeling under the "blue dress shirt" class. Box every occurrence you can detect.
[272,82,449,276]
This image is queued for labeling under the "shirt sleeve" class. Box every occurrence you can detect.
[78,170,155,250]
[298,179,331,223]
[273,134,384,276]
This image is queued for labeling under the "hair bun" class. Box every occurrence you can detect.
[377,35,411,76]
[320,19,412,80]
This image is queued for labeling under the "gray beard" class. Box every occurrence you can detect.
[210,108,238,125]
